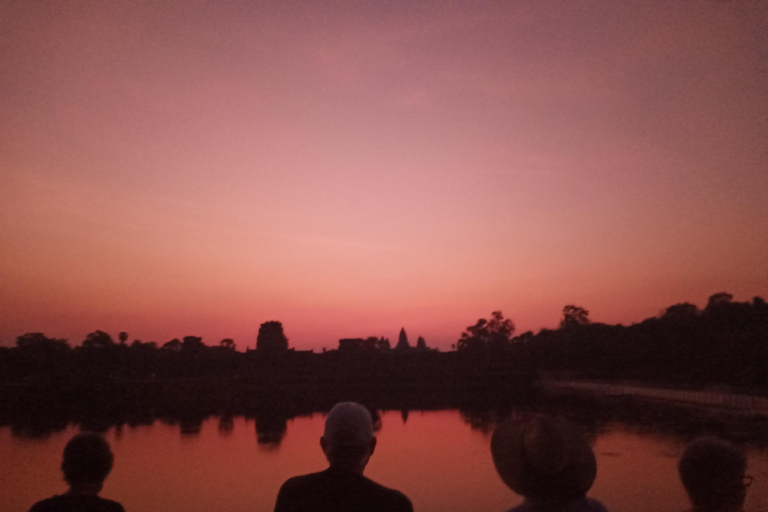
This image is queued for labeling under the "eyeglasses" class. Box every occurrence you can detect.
[743,475,753,488]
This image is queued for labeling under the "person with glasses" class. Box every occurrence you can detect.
[678,437,752,512]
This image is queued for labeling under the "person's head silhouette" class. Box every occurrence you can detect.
[320,402,377,474]
[61,433,115,494]
[679,437,750,512]
[274,402,412,512]
[29,432,125,512]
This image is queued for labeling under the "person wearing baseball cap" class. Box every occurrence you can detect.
[274,402,413,512]
[491,414,608,512]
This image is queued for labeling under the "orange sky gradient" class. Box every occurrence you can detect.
[1,1,766,351]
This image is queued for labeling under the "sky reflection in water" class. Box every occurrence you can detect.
[2,411,767,512]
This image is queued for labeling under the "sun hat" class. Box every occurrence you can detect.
[324,402,374,447]
[491,414,597,501]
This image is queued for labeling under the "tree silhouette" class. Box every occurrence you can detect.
[82,330,115,348]
[182,336,205,351]
[220,338,236,351]
[119,332,128,345]
[706,292,733,309]
[396,328,410,350]
[457,311,515,352]
[14,333,71,378]
[257,321,288,354]
[16,333,69,350]
[661,303,699,321]
[560,305,590,328]
[163,338,182,351]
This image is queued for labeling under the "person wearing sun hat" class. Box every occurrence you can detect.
[491,414,608,512]
[274,402,413,512]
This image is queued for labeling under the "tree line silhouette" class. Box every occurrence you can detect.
[517,293,768,389]
[1,292,767,390]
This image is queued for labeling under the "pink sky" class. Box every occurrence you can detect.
[1,1,766,351]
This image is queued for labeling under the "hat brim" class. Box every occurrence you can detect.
[491,415,597,500]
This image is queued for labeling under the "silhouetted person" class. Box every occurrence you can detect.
[679,437,751,512]
[274,402,412,512]
[491,414,607,512]
[29,433,124,512]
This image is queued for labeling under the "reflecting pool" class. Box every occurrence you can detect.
[2,410,767,512]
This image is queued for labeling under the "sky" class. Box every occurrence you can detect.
[1,1,766,351]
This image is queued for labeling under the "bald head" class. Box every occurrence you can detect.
[321,402,376,473]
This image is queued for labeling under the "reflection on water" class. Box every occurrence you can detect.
[255,414,287,447]
[1,410,767,512]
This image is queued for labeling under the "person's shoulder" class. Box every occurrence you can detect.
[95,496,125,512]
[279,470,327,491]
[30,495,61,512]
[505,500,533,512]
[29,495,124,512]
[582,497,608,512]
[360,476,413,512]
[276,470,329,503]
[504,497,607,512]
[275,471,329,512]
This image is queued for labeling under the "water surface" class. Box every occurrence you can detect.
[2,411,767,512]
